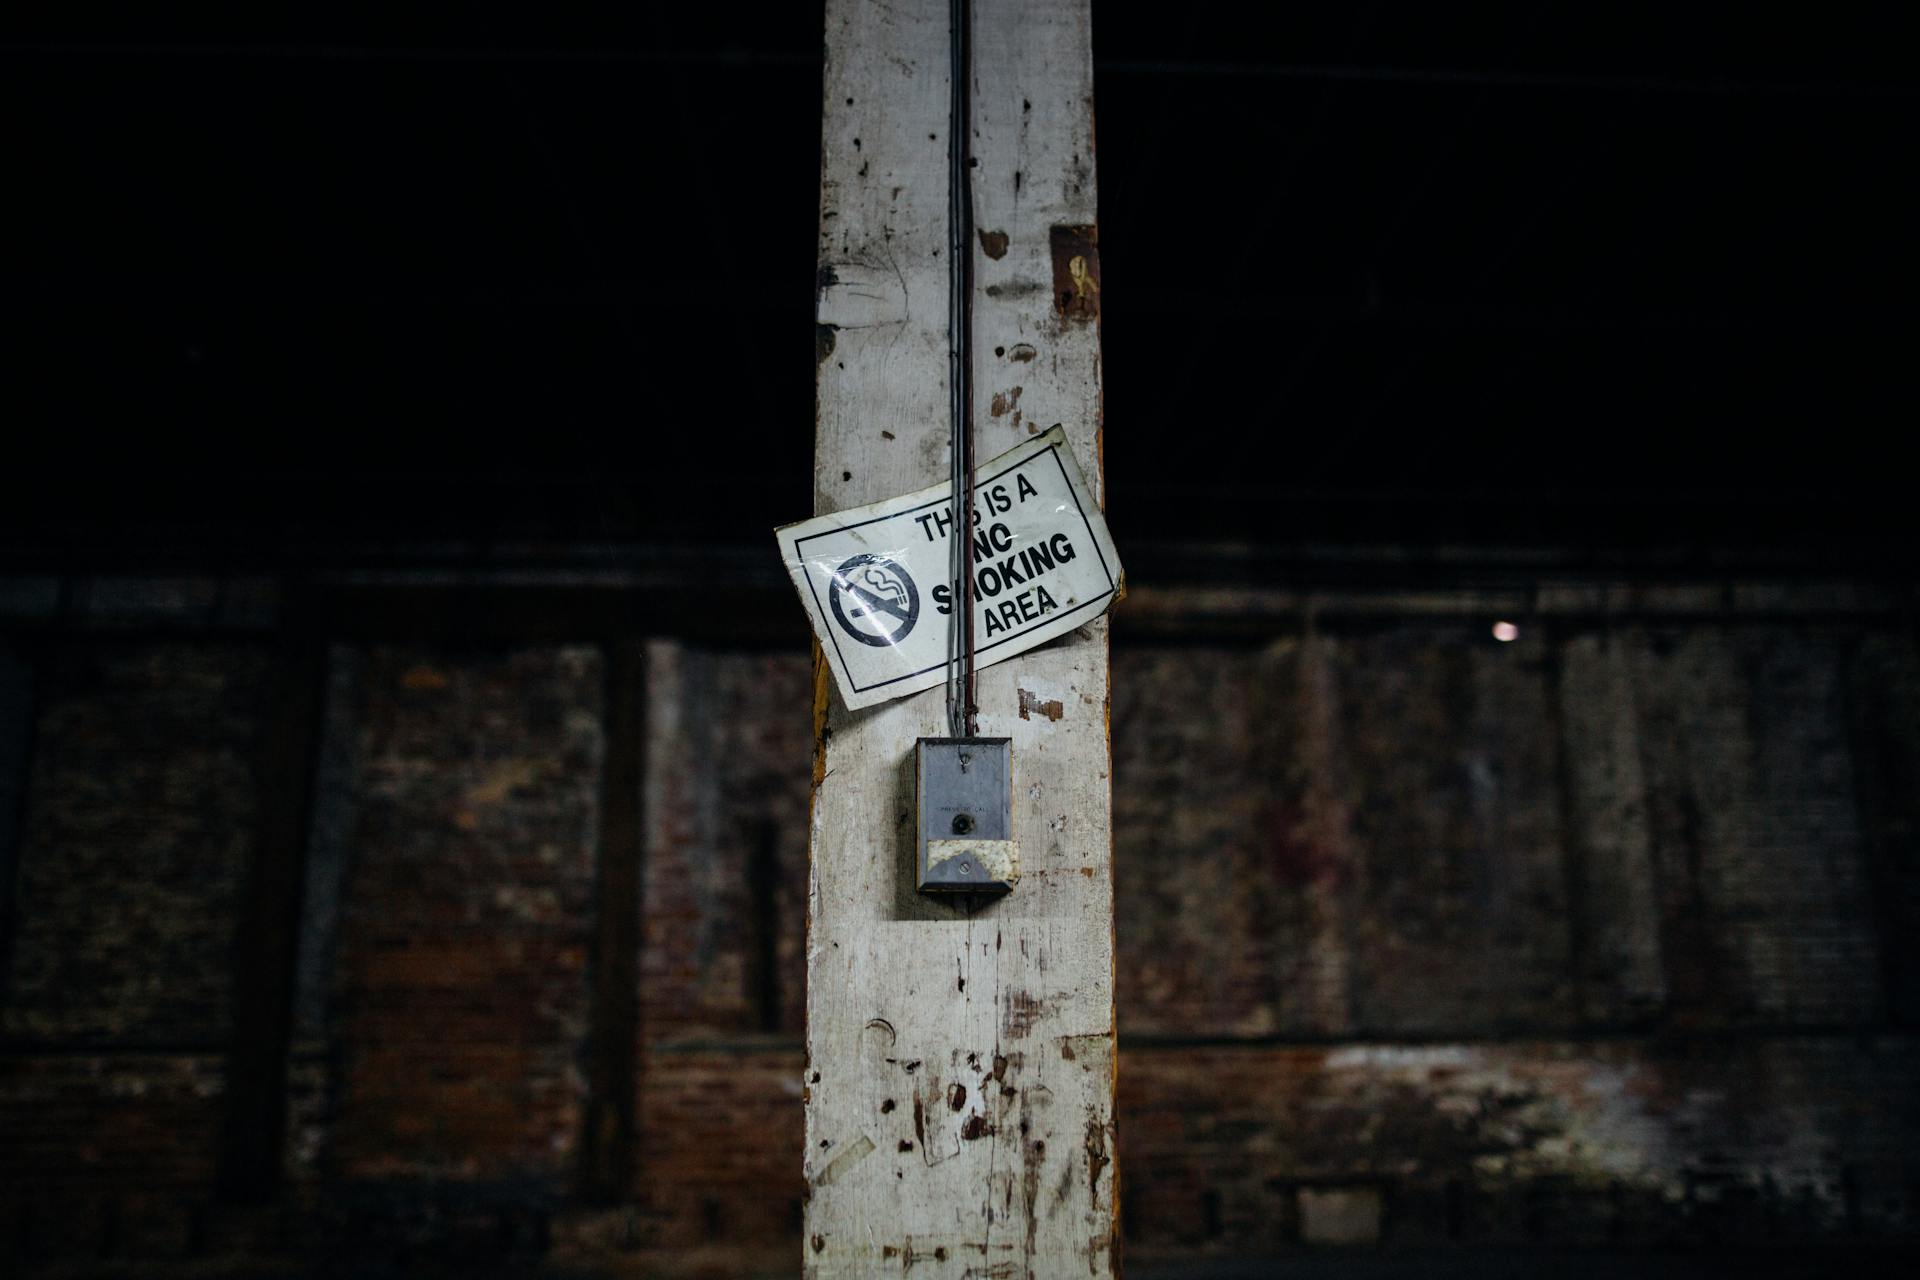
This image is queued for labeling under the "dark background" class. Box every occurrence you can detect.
[2,5,1917,1278]
[4,4,1915,575]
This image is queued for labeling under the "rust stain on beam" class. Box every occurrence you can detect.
[1084,1112,1111,1201]
[578,639,643,1203]
[810,641,831,791]
[1018,689,1065,721]
[1049,225,1101,321]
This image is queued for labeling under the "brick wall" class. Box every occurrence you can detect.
[1110,621,1920,1261]
[294,645,604,1193]
[0,1053,228,1259]
[1120,1035,1920,1255]
[3,644,268,1044]
[1111,625,1897,1042]
[641,645,813,1043]
[1,599,1915,1273]
[0,642,269,1263]
[631,1048,805,1248]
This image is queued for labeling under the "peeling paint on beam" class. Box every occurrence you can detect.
[806,0,1114,1274]
[1049,225,1100,321]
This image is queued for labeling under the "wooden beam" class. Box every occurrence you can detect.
[579,638,644,1201]
[807,2,1115,1274]
[219,580,328,1199]
[0,641,35,1005]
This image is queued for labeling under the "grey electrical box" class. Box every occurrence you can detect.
[915,737,1018,895]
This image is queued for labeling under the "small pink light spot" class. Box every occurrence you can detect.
[1492,621,1520,643]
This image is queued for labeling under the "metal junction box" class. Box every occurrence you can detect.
[915,737,1018,895]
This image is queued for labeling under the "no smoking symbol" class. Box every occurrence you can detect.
[829,553,920,647]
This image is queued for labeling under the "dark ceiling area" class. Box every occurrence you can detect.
[3,6,1914,579]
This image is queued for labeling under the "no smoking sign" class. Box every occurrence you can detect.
[828,553,921,647]
[776,426,1122,710]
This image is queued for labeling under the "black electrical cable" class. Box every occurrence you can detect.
[945,0,978,738]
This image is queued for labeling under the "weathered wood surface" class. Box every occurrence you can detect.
[807,0,1115,1274]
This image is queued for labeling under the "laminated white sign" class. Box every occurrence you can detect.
[776,425,1123,710]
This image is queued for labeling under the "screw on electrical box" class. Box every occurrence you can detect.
[915,737,1017,895]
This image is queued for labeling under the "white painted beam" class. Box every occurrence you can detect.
[806,1,1114,1275]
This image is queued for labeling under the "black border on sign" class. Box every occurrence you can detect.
[794,443,1116,695]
